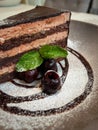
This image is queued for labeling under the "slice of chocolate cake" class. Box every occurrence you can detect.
[0,6,71,83]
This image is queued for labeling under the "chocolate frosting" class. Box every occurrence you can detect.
[0,6,69,29]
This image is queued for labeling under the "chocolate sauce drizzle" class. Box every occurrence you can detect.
[0,47,94,117]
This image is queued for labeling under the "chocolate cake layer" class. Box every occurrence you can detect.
[0,72,15,84]
[0,6,70,29]
[0,31,67,59]
[0,23,69,51]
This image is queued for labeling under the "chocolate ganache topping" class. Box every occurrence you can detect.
[0,6,69,29]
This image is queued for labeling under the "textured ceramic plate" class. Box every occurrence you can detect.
[0,21,98,130]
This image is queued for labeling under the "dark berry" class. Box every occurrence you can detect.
[16,71,25,80]
[16,69,39,83]
[40,59,57,74]
[41,70,61,95]
[24,69,39,83]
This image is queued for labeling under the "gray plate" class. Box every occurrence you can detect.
[0,21,98,130]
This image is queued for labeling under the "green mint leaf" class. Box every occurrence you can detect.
[39,45,68,59]
[16,51,43,72]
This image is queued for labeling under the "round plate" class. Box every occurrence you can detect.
[0,21,98,130]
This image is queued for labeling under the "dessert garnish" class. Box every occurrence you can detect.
[41,70,61,95]
[17,69,39,83]
[15,45,68,94]
[16,51,43,72]
[39,45,68,59]
[40,59,57,74]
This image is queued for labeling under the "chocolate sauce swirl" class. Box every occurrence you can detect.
[0,47,94,117]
